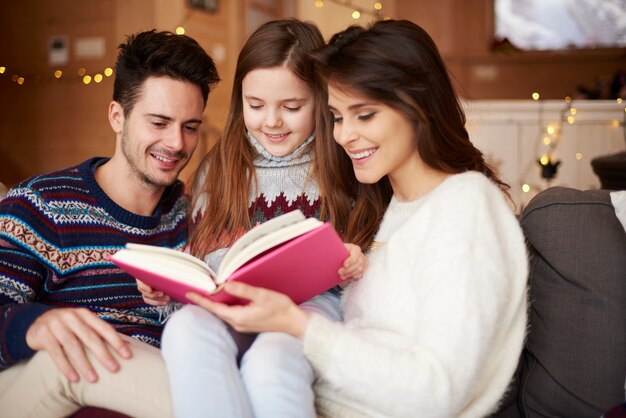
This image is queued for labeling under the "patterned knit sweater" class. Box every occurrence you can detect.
[194,132,321,270]
[0,157,188,370]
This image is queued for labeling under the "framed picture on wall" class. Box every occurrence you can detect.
[188,0,218,13]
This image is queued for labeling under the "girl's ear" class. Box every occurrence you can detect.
[108,101,125,134]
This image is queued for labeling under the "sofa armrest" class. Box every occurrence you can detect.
[518,187,626,417]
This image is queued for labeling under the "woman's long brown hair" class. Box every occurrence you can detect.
[188,19,336,258]
[312,20,510,251]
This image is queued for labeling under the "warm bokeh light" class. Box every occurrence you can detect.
[82,75,92,84]
[0,66,5,74]
[564,96,572,103]
[612,119,621,128]
[94,73,103,83]
[374,2,383,10]
[546,126,555,134]
[315,0,324,7]
[352,10,360,19]
[522,184,531,193]
[17,76,24,85]
[570,108,577,115]
[543,136,551,145]
[617,98,622,104]
[575,152,583,160]
[531,92,540,101]
[567,116,575,124]
[175,26,185,35]
[540,155,549,165]
[78,68,86,76]
[54,70,62,79]
[104,67,113,77]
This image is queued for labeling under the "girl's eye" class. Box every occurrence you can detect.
[249,104,263,110]
[358,112,375,121]
[330,114,343,124]
[285,106,302,112]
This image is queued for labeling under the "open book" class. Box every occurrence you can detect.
[110,210,349,305]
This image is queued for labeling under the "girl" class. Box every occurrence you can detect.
[191,19,529,418]
[139,18,366,418]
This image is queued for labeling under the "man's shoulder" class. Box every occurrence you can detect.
[12,158,95,194]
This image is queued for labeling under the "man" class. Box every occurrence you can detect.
[0,30,219,417]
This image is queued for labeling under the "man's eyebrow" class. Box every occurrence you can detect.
[146,113,202,124]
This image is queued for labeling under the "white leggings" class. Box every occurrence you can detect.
[161,291,342,418]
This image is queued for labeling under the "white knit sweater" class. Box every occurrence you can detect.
[303,171,528,418]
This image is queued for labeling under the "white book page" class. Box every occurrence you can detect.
[218,210,305,274]
[216,217,322,282]
[113,249,218,291]
[124,243,217,278]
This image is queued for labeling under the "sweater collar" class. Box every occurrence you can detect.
[247,131,315,168]
[80,157,185,228]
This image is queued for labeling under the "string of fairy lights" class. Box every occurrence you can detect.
[520,92,626,195]
[314,0,386,20]
[0,1,386,87]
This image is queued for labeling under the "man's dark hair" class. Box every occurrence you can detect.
[113,30,220,115]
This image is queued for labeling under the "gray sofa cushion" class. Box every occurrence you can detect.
[519,187,626,417]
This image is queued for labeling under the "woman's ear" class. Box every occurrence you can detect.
[108,101,125,134]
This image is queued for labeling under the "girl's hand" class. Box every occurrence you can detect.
[136,279,170,306]
[186,282,310,338]
[338,243,368,285]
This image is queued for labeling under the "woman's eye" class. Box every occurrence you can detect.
[358,112,375,121]
[330,114,343,124]
[285,106,302,112]
[249,104,263,110]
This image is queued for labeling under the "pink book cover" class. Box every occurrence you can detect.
[112,223,348,305]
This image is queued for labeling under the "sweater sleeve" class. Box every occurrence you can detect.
[0,189,56,369]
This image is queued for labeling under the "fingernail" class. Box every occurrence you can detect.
[67,371,79,383]
[86,370,98,383]
[120,346,131,358]
[108,359,119,371]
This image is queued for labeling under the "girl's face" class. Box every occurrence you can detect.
[242,66,315,157]
[328,84,420,188]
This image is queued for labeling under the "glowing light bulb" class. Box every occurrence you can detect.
[612,120,621,128]
[17,76,24,85]
[546,126,555,134]
[352,10,360,19]
[564,96,572,103]
[0,66,5,74]
[374,2,382,10]
[570,108,577,115]
[522,184,531,193]
[567,116,575,124]
[104,68,113,77]
[78,68,86,76]
[94,74,103,83]
[575,152,583,160]
[540,155,549,165]
[175,26,185,35]
[543,136,551,145]
[83,75,92,84]
[617,98,622,104]
[531,92,540,101]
